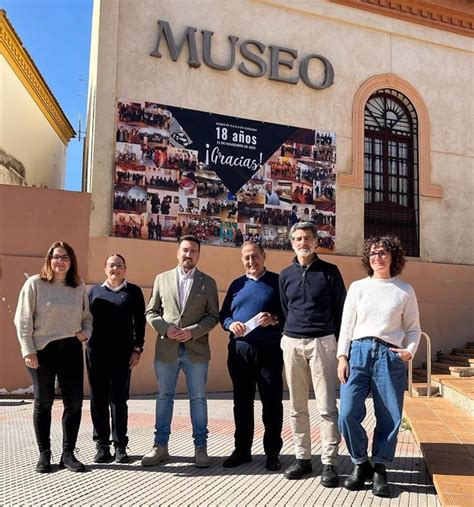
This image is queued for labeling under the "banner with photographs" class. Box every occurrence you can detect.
[113,99,337,253]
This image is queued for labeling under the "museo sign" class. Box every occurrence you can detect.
[150,20,334,90]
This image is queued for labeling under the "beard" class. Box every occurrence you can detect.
[295,247,313,257]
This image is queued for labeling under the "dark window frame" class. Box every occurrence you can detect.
[364,90,420,257]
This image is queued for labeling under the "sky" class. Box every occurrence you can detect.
[2,0,93,191]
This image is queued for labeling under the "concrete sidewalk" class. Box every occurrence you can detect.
[1,394,438,506]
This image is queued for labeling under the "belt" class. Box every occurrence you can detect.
[358,336,394,348]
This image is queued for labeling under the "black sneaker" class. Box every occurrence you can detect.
[59,451,86,472]
[36,450,51,473]
[265,456,281,471]
[114,447,129,464]
[320,464,339,488]
[222,450,252,468]
[93,446,112,463]
[284,459,312,480]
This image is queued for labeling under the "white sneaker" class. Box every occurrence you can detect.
[195,446,210,468]
[141,446,170,467]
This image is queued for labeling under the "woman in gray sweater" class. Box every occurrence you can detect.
[14,241,92,474]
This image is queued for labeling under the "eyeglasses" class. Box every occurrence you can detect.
[51,255,70,262]
[107,263,125,269]
[369,250,388,259]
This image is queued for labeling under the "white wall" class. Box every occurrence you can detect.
[0,55,67,188]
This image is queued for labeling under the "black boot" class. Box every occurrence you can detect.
[93,445,112,463]
[222,450,252,468]
[114,446,129,464]
[59,451,86,473]
[36,450,51,473]
[284,459,312,480]
[372,463,390,497]
[343,461,374,490]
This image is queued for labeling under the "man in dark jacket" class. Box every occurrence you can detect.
[279,222,346,486]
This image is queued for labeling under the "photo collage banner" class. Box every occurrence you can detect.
[113,99,337,252]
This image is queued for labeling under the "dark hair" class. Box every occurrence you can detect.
[241,241,265,255]
[40,241,81,287]
[105,253,126,267]
[361,235,406,277]
[179,234,201,251]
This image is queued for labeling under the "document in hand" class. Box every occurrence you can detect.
[242,312,263,336]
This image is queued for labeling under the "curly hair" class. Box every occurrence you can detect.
[361,235,406,277]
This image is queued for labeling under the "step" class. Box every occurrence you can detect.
[423,362,474,377]
[438,354,474,366]
[411,383,440,397]
[452,348,474,357]
[413,367,428,377]
[423,361,452,371]
[466,341,474,349]
[450,367,474,378]
[403,396,474,507]
[438,378,474,416]
[412,369,452,385]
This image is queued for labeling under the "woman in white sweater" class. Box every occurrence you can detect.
[337,235,420,498]
[14,241,92,474]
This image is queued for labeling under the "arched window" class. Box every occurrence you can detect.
[364,89,419,256]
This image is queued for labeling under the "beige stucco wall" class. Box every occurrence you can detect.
[3,216,473,395]
[0,55,67,188]
[0,183,472,394]
[0,184,91,393]
[85,0,474,264]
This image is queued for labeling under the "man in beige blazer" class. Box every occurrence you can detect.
[141,235,219,468]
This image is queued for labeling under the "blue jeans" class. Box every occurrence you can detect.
[154,344,208,447]
[339,338,407,466]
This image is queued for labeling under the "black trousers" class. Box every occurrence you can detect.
[86,348,131,448]
[27,337,84,453]
[227,340,284,457]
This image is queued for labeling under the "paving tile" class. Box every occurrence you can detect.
[433,482,474,494]
[403,394,474,507]
[0,396,440,506]
[437,493,473,507]
[436,476,474,488]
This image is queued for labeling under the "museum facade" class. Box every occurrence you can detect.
[2,0,472,394]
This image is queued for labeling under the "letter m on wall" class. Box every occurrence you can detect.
[150,20,201,68]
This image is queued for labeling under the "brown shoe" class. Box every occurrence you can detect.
[141,446,170,467]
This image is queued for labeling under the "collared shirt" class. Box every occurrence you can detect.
[246,268,267,282]
[177,266,196,309]
[266,191,280,205]
[102,279,128,292]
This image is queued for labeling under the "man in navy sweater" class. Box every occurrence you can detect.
[220,242,285,471]
[279,222,346,485]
